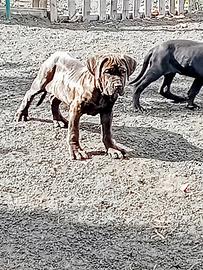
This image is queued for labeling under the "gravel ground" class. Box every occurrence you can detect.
[0,14,203,270]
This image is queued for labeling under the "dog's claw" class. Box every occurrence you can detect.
[70,147,89,160]
[139,106,145,113]
[134,105,145,113]
[53,120,61,128]
[15,111,28,122]
[53,120,68,128]
[107,148,126,159]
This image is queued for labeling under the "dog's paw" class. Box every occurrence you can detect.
[107,148,126,159]
[69,147,89,160]
[53,120,68,129]
[172,97,187,104]
[134,105,146,113]
[15,111,28,122]
[186,103,200,110]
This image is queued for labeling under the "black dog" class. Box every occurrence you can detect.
[130,39,203,111]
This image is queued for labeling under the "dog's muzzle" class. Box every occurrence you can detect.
[114,83,124,95]
[98,77,124,96]
[103,84,124,96]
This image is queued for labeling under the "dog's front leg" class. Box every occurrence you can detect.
[187,78,203,109]
[68,101,89,160]
[100,110,126,159]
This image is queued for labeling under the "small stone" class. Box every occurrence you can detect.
[180,183,190,193]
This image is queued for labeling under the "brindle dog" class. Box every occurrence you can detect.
[16,52,136,160]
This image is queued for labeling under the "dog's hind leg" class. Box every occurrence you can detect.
[133,69,162,111]
[15,80,46,121]
[187,78,203,109]
[50,95,68,128]
[16,66,56,122]
[159,73,187,103]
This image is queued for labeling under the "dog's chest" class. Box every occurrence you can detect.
[81,91,116,116]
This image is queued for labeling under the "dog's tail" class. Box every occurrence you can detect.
[35,64,57,107]
[129,49,153,85]
[36,91,47,107]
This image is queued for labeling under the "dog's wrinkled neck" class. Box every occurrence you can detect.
[81,87,116,116]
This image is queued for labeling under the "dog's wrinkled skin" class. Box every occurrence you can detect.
[16,52,136,160]
[129,40,203,111]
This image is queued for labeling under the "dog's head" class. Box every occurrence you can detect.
[87,54,136,96]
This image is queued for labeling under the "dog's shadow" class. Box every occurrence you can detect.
[28,117,53,124]
[26,117,203,162]
[80,121,203,163]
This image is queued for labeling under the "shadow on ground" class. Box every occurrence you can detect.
[81,122,203,163]
[0,208,202,270]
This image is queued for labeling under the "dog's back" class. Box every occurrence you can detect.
[39,52,86,80]
[144,40,203,76]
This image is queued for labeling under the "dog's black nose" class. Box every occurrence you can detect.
[114,85,123,92]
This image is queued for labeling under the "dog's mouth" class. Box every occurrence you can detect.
[102,87,118,97]
[102,85,124,96]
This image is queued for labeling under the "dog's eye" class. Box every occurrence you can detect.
[104,69,112,74]
[119,68,127,74]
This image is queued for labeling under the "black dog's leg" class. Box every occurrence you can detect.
[159,73,175,97]
[159,73,187,103]
[50,95,68,128]
[133,69,162,111]
[187,79,203,109]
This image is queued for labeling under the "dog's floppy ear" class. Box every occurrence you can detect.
[87,55,109,79]
[87,56,97,76]
[122,55,137,79]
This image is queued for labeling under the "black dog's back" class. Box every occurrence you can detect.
[166,40,203,77]
[130,39,203,83]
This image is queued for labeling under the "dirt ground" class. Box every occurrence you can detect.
[0,13,203,270]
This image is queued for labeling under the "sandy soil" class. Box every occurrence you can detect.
[0,14,203,270]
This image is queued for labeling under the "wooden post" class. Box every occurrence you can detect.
[170,0,176,14]
[144,0,151,17]
[122,0,129,19]
[133,0,140,18]
[98,0,106,20]
[187,0,192,12]
[32,0,39,7]
[110,0,118,19]
[68,0,76,19]
[158,0,166,15]
[177,0,185,14]
[50,0,57,22]
[39,0,47,8]
[82,0,91,21]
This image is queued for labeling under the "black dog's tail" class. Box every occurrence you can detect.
[36,91,47,106]
[129,49,153,85]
